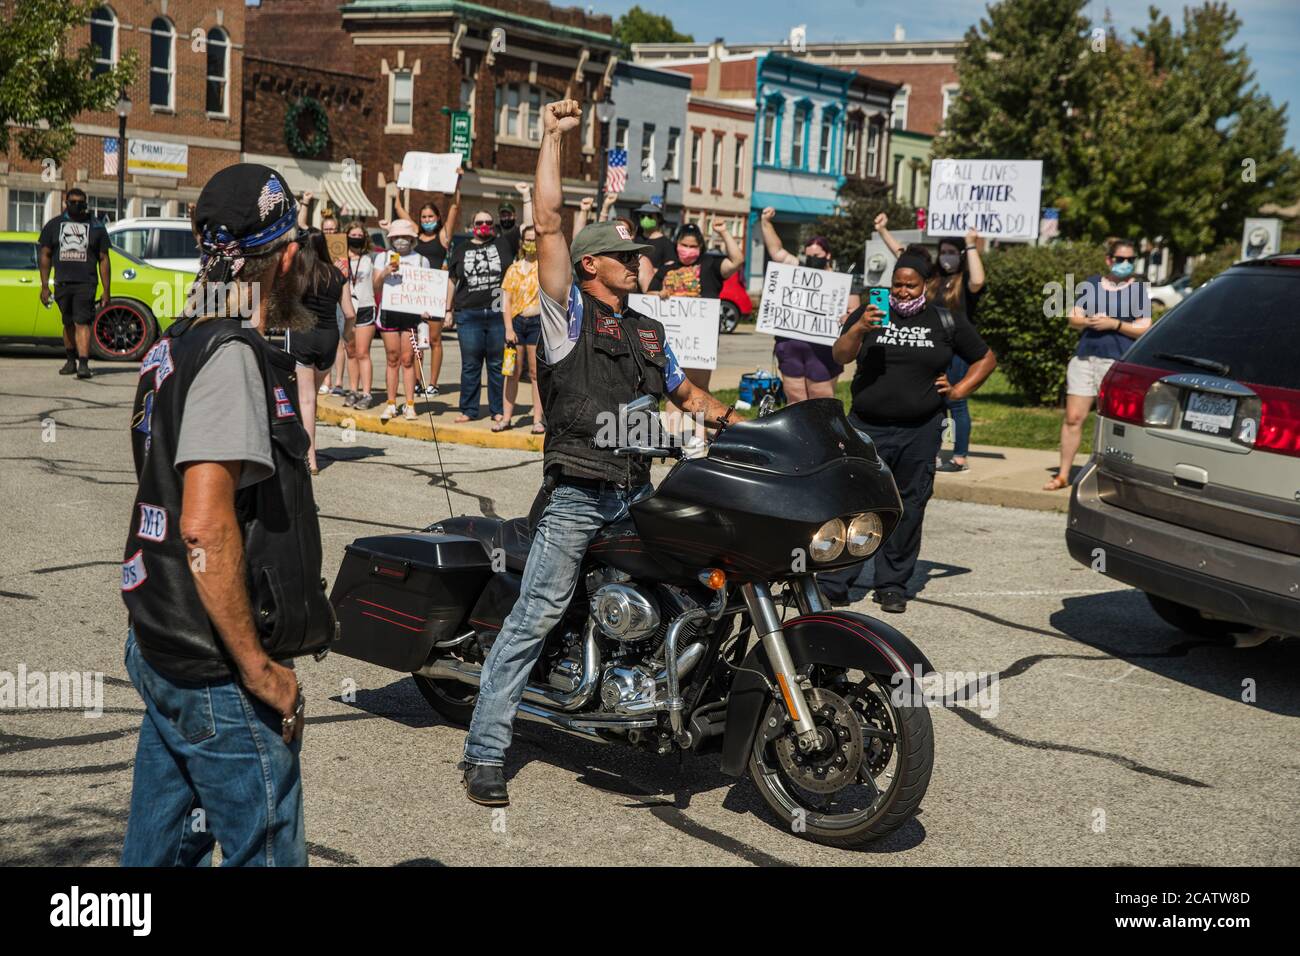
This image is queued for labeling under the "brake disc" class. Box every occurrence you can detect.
[773,687,865,795]
[854,687,896,775]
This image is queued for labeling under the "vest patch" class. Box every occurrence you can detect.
[121,550,148,591]
[273,386,296,419]
[638,328,662,353]
[140,338,174,388]
[595,315,622,339]
[137,503,167,542]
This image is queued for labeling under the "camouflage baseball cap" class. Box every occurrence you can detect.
[569,220,652,265]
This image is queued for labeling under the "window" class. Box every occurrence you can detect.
[942,85,959,122]
[86,195,117,224]
[613,118,629,152]
[205,28,230,115]
[525,86,543,140]
[792,104,809,169]
[112,229,150,258]
[761,99,780,165]
[148,18,175,109]
[690,130,702,189]
[494,83,551,143]
[710,134,723,191]
[7,190,48,232]
[90,6,116,77]
[640,123,655,181]
[0,241,38,270]
[666,128,680,180]
[732,138,745,193]
[157,229,198,259]
[908,160,920,205]
[844,115,862,176]
[866,123,880,178]
[819,110,835,172]
[892,154,903,198]
[391,70,413,126]
[142,201,165,218]
[892,86,909,130]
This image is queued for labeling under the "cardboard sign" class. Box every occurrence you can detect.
[628,294,720,369]
[325,233,348,262]
[382,265,448,315]
[397,152,461,194]
[754,263,853,346]
[926,159,1043,241]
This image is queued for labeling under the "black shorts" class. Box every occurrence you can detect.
[285,325,341,372]
[55,287,96,327]
[377,310,422,333]
[512,314,541,346]
[354,306,376,327]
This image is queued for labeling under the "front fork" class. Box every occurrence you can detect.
[740,576,826,751]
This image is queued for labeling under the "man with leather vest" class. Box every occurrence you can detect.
[461,100,735,805]
[120,164,333,866]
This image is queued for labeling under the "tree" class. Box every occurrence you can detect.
[0,0,138,164]
[612,6,693,47]
[812,178,916,270]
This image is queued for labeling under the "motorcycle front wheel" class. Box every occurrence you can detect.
[747,667,933,849]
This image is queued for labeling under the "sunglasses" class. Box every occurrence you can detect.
[473,220,493,227]
[1111,255,1136,263]
[599,250,641,267]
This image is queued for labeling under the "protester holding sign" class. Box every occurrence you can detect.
[395,166,462,397]
[499,225,546,433]
[758,209,845,403]
[373,220,433,423]
[340,221,378,410]
[823,246,997,613]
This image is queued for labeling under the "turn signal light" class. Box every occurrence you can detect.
[699,568,727,590]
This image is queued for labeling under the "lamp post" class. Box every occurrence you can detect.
[115,92,132,222]
[594,97,615,214]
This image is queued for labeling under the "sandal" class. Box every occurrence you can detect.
[491,419,512,432]
[1042,473,1070,491]
[531,422,546,434]
[453,414,475,424]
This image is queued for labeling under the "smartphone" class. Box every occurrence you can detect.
[868,286,890,327]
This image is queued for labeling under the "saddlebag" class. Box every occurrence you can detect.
[329,532,493,671]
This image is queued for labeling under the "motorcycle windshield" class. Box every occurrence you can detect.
[705,398,877,475]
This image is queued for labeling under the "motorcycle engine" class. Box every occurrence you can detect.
[591,583,660,643]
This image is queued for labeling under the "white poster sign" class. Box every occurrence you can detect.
[629,294,719,370]
[126,139,188,179]
[927,159,1043,241]
[397,152,462,194]
[382,266,448,316]
[754,263,853,346]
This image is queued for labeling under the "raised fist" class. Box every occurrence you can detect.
[514,181,531,196]
[579,197,595,211]
[873,212,888,232]
[543,100,582,134]
[710,217,727,236]
[761,207,776,222]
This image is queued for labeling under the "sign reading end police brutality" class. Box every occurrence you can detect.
[927,159,1043,241]
[383,266,448,315]
[628,294,719,370]
[755,262,852,346]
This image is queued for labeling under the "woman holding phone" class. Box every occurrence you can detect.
[822,246,997,613]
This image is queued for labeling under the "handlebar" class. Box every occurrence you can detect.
[611,445,683,460]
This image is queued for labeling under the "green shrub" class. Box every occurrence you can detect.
[976,242,1106,405]
[1190,241,1241,287]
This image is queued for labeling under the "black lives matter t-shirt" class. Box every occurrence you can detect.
[38,215,110,288]
[448,236,514,311]
[850,303,990,426]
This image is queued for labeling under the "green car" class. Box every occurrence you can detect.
[0,230,193,362]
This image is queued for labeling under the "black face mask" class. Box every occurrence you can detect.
[498,216,516,232]
[347,236,366,251]
[803,255,828,270]
[67,200,88,219]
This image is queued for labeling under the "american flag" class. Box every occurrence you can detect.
[605,148,627,193]
[103,138,118,175]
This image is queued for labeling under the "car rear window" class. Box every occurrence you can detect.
[0,241,37,269]
[1124,269,1300,389]
[157,229,198,259]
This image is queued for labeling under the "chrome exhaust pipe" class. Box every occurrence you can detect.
[662,610,709,737]
[418,620,601,713]
[515,702,657,742]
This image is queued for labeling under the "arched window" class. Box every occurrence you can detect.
[149,18,175,109]
[205,28,230,115]
[90,6,117,77]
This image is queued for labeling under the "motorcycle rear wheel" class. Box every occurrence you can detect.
[412,673,478,726]
[747,670,933,849]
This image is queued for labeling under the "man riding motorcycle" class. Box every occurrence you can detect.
[460,99,735,805]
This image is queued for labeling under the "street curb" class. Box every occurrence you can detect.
[931,477,1070,514]
[316,401,545,452]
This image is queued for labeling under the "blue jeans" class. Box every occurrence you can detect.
[946,354,971,458]
[456,308,505,418]
[463,481,650,766]
[120,630,306,867]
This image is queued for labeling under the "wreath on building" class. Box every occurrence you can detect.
[285,97,330,157]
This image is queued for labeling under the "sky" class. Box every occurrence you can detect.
[594,0,1300,152]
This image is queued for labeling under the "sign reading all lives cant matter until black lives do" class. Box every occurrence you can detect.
[926,159,1043,241]
[628,294,719,369]
[755,262,853,346]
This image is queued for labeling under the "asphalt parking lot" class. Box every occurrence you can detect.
[2,352,1298,867]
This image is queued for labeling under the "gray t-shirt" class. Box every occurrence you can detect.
[174,340,274,489]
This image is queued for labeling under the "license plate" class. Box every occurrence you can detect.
[1182,391,1237,436]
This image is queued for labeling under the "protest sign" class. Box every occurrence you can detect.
[926,159,1043,241]
[629,294,719,369]
[397,152,461,193]
[326,233,348,262]
[754,263,853,346]
[382,266,448,315]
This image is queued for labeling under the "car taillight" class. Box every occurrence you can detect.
[1248,383,1300,457]
[1097,362,1165,425]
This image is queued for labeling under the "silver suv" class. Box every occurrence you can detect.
[1067,254,1300,639]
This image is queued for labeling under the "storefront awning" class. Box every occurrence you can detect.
[324,177,378,218]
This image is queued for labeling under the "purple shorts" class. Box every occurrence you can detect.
[774,336,843,382]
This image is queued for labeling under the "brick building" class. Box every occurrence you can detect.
[680,94,755,248]
[244,0,624,234]
[2,1,246,231]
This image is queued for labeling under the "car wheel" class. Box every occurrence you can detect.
[719,301,740,334]
[91,298,157,362]
[1145,593,1247,641]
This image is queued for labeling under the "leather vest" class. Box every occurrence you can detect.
[537,288,669,487]
[122,317,334,682]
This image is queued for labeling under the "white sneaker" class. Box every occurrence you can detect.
[403,403,417,420]
[380,403,396,423]
[319,383,330,395]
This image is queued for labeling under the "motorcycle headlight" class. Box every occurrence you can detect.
[846,513,884,557]
[810,518,846,563]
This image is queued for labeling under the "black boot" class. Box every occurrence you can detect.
[76,358,92,380]
[58,353,76,375]
[462,762,509,806]
[874,589,907,614]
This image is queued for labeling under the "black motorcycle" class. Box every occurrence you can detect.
[328,397,935,848]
